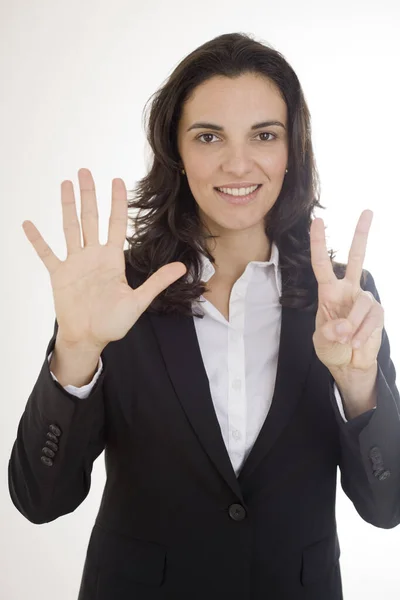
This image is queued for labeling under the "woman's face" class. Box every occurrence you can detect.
[177,73,289,237]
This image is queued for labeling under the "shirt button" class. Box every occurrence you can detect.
[232,429,241,440]
[232,379,242,391]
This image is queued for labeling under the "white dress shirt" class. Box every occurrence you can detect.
[48,242,353,476]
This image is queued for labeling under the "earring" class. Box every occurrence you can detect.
[285,168,288,173]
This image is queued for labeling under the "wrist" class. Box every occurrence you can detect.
[55,334,105,355]
[329,360,378,382]
[51,337,103,387]
[331,362,378,418]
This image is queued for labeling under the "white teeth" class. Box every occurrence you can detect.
[217,185,259,196]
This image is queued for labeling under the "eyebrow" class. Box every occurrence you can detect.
[186,120,286,132]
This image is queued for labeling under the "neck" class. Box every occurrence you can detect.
[206,232,271,286]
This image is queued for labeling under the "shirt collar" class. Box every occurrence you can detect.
[188,241,282,296]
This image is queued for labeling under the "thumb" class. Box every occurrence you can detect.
[133,262,187,314]
[315,317,352,347]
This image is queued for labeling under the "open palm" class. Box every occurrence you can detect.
[22,168,187,351]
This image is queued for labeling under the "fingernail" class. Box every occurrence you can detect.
[339,336,349,344]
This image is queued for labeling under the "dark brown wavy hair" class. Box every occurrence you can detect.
[125,32,354,317]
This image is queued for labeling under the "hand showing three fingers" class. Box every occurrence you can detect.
[22,168,187,352]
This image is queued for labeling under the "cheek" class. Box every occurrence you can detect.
[190,165,215,185]
[260,153,287,173]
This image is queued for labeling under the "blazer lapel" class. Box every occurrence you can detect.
[148,309,244,501]
[148,305,315,500]
[238,306,315,486]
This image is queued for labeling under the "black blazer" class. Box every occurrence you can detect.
[8,260,400,600]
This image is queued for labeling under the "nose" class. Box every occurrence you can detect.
[220,148,255,176]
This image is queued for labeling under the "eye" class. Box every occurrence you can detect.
[196,132,277,144]
[196,133,219,144]
[257,132,277,142]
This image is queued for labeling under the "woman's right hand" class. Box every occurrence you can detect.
[22,168,187,352]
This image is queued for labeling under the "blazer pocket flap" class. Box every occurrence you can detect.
[91,524,167,586]
[300,533,340,586]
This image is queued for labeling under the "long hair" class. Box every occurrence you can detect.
[125,32,354,317]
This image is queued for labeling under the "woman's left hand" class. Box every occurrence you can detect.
[310,209,384,373]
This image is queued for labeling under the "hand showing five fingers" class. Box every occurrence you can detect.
[22,168,187,352]
[310,209,383,373]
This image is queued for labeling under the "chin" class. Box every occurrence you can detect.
[207,213,266,232]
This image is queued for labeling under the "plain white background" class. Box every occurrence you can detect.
[1,0,400,598]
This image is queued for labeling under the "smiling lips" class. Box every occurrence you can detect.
[215,183,262,195]
[215,182,262,188]
[215,184,262,204]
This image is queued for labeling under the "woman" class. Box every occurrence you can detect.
[8,32,400,600]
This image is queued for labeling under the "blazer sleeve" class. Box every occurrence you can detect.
[328,269,400,529]
[7,318,107,524]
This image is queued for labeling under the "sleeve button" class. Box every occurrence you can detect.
[49,424,62,437]
[45,441,58,452]
[369,446,381,459]
[42,447,55,458]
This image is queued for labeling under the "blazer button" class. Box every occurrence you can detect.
[228,503,246,521]
[40,456,53,467]
[49,424,62,437]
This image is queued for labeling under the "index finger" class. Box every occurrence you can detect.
[310,217,336,285]
[107,178,128,249]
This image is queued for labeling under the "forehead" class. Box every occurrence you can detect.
[180,73,287,123]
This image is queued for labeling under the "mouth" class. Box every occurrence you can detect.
[214,184,262,205]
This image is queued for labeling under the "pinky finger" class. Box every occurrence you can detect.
[22,220,62,275]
